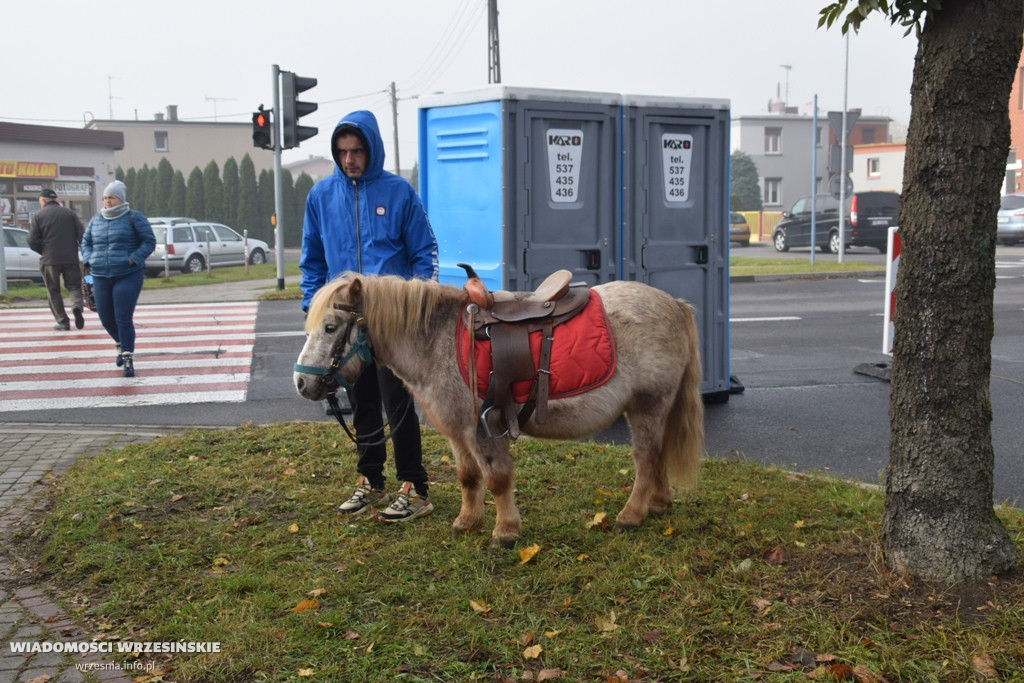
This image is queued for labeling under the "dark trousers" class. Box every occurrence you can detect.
[40,263,83,327]
[346,363,428,496]
[91,269,145,353]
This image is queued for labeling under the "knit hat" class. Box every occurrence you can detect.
[103,180,127,202]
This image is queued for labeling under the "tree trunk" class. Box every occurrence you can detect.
[884,0,1023,582]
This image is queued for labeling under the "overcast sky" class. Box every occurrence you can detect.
[2,0,918,167]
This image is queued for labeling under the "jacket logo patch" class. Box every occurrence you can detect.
[376,206,386,216]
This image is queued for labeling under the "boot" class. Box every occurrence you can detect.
[121,352,135,378]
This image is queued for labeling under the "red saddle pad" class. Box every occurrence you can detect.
[456,289,617,402]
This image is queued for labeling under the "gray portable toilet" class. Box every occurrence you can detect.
[622,94,731,399]
[417,86,732,400]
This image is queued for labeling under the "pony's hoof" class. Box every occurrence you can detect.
[488,536,518,550]
[614,521,640,532]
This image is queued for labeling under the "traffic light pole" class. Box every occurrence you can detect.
[272,64,286,291]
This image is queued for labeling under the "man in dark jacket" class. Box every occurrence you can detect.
[28,189,86,330]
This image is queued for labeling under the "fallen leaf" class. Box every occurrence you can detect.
[523,644,543,659]
[297,668,314,677]
[293,598,319,613]
[288,523,300,534]
[170,493,184,502]
[308,588,327,597]
[25,675,53,683]
[662,526,674,536]
[469,599,491,614]
[794,519,806,529]
[763,545,791,565]
[596,611,619,632]
[537,669,562,680]
[642,630,663,642]
[970,652,997,677]
[343,630,360,640]
[750,598,772,613]
[543,629,561,638]
[586,512,609,529]
[518,543,541,564]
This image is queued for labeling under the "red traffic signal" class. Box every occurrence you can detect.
[252,107,273,150]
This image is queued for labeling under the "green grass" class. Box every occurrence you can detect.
[13,422,1024,682]
[729,256,884,278]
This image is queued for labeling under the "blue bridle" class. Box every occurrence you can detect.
[294,303,373,394]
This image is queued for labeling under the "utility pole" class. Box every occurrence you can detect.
[390,81,401,175]
[488,0,501,84]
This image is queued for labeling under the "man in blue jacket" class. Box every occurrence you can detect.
[301,110,439,523]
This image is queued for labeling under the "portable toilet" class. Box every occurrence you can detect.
[417,86,731,400]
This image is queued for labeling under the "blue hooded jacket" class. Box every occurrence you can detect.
[299,110,438,311]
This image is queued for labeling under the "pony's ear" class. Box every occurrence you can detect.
[347,277,363,304]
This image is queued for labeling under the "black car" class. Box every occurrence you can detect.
[772,191,900,253]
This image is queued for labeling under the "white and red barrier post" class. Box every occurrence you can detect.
[882,226,901,355]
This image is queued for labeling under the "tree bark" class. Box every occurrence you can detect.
[884,0,1023,582]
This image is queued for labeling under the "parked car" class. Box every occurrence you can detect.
[145,221,269,275]
[772,194,840,253]
[772,191,900,254]
[997,193,1024,245]
[846,191,902,252]
[3,227,43,282]
[729,212,751,247]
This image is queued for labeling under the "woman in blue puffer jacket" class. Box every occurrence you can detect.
[80,180,156,377]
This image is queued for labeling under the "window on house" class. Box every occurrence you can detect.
[764,178,782,206]
[765,127,782,154]
[816,126,823,148]
[867,158,881,177]
[154,131,168,152]
[861,128,876,144]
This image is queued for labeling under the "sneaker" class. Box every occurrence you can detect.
[337,476,390,515]
[53,322,70,331]
[115,344,123,367]
[379,482,433,523]
[73,307,84,330]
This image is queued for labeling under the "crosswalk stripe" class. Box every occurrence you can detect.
[0,302,259,412]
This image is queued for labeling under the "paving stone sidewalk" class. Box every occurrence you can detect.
[0,424,177,683]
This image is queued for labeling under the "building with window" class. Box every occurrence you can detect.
[86,105,275,176]
[0,122,123,228]
[731,111,895,211]
[853,142,905,193]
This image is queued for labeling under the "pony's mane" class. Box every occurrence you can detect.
[305,274,461,337]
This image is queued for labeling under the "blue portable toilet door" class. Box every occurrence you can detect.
[505,103,620,291]
[630,110,730,396]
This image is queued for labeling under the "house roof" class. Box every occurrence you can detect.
[0,122,124,149]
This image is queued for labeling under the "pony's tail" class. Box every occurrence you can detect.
[664,300,704,487]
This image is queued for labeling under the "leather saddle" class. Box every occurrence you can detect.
[458,263,590,439]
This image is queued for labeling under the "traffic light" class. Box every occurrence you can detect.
[281,71,318,149]
[252,106,272,150]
